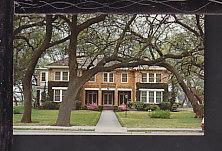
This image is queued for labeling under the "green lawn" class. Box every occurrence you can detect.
[13,109,101,126]
[116,110,202,128]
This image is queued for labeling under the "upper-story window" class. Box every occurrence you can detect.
[103,72,114,82]
[121,73,128,83]
[41,72,46,82]
[156,74,161,83]
[62,72,69,81]
[89,75,96,82]
[149,73,154,82]
[141,73,161,83]
[55,71,69,81]
[142,73,147,82]
[55,72,61,81]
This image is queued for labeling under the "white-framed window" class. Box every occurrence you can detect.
[141,91,147,103]
[156,91,162,104]
[121,73,128,83]
[141,73,147,82]
[141,73,162,83]
[41,72,46,82]
[156,74,161,83]
[140,89,163,103]
[149,73,154,82]
[54,71,69,81]
[149,91,155,103]
[54,90,61,102]
[89,75,96,82]
[62,90,67,101]
[103,72,114,82]
[53,88,67,102]
[62,71,69,81]
[55,72,61,81]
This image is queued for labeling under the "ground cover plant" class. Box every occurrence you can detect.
[116,110,201,128]
[13,108,101,126]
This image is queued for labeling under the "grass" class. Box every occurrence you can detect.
[13,109,101,126]
[115,110,202,128]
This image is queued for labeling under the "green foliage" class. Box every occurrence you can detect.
[98,105,103,112]
[145,104,160,111]
[135,102,146,111]
[150,110,171,119]
[171,103,180,112]
[116,110,201,128]
[40,101,60,110]
[113,105,119,112]
[159,101,172,110]
[13,106,23,114]
[80,105,88,110]
[14,110,101,126]
[76,101,82,110]
[127,102,133,108]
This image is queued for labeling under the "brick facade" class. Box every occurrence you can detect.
[36,64,171,106]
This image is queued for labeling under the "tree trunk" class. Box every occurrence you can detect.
[56,80,81,126]
[160,62,203,118]
[21,16,54,123]
[54,14,107,126]
[56,15,79,126]
[21,74,32,122]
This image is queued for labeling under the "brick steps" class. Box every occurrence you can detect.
[103,105,113,110]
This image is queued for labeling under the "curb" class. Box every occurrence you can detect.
[127,128,203,133]
[13,126,95,132]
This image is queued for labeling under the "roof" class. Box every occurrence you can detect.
[44,58,166,71]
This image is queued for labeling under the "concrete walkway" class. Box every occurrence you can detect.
[95,110,127,133]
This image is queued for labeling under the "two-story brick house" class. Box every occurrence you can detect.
[35,59,170,107]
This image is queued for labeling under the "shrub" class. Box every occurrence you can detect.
[113,105,119,112]
[87,103,98,111]
[127,102,133,108]
[159,101,171,110]
[118,104,127,111]
[80,105,87,110]
[41,101,60,110]
[13,106,23,114]
[171,103,180,112]
[135,102,145,111]
[76,101,82,110]
[150,110,171,119]
[145,104,160,111]
[98,105,103,112]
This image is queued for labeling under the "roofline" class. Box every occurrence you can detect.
[39,66,167,71]
[45,66,69,69]
[35,68,48,70]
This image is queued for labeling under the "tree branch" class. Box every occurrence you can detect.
[77,14,107,33]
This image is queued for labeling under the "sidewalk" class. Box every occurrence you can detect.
[127,128,203,133]
[13,125,95,131]
[95,110,127,133]
[13,110,203,135]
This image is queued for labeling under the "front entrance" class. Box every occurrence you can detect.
[102,91,114,105]
[85,90,98,105]
[118,91,131,105]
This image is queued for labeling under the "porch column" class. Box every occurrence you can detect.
[98,89,102,105]
[82,88,85,105]
[132,87,135,103]
[114,89,118,106]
